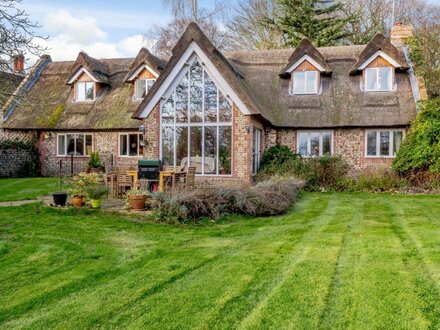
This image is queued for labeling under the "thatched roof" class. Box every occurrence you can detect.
[3,54,153,130]
[350,34,409,75]
[0,71,24,109]
[279,38,332,78]
[224,45,416,127]
[125,47,166,82]
[67,51,110,84]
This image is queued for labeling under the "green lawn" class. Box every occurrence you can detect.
[0,192,440,328]
[0,178,64,202]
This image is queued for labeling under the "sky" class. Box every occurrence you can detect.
[18,0,440,64]
[19,0,236,63]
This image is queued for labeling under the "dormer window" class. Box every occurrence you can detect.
[292,71,319,95]
[135,78,155,100]
[365,67,393,92]
[75,81,95,101]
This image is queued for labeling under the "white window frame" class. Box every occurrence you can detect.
[364,129,405,158]
[159,55,233,176]
[75,81,95,102]
[296,130,334,157]
[364,67,393,92]
[134,78,156,101]
[118,132,144,157]
[291,71,319,95]
[56,133,93,157]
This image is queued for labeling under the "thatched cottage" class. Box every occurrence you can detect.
[1,22,425,185]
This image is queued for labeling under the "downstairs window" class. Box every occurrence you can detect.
[366,130,404,157]
[297,131,333,157]
[57,133,93,156]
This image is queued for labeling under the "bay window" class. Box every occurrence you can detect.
[135,78,156,100]
[160,58,232,175]
[365,67,393,92]
[75,82,95,101]
[366,130,403,157]
[292,71,319,94]
[297,131,333,157]
[119,133,144,157]
[57,133,93,156]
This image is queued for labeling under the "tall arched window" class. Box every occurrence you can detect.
[160,57,232,175]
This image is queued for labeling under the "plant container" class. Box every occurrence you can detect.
[128,195,146,210]
[71,196,84,208]
[53,193,67,206]
[90,199,101,209]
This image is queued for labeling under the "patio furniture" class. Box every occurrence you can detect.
[126,170,139,188]
[117,174,133,196]
[106,172,118,198]
[186,166,196,189]
[158,170,175,192]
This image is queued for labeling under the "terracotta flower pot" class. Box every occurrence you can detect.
[71,196,84,208]
[89,167,102,174]
[128,195,147,210]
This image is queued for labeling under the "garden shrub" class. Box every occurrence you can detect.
[152,176,303,224]
[343,168,405,192]
[393,99,440,174]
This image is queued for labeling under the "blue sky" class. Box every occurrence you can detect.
[19,0,440,62]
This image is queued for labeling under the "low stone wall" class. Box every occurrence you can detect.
[0,148,39,178]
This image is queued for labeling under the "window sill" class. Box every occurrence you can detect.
[364,155,396,159]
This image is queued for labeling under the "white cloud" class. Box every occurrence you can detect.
[28,10,155,64]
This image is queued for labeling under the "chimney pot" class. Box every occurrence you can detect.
[13,54,25,73]
[391,23,414,46]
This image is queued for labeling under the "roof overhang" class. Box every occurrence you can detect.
[67,67,98,85]
[285,55,328,73]
[136,41,252,119]
[357,51,402,70]
[126,64,159,82]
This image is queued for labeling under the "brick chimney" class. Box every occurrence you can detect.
[12,54,25,73]
[391,22,414,46]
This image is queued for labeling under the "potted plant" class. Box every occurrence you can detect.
[219,146,230,175]
[85,184,108,209]
[68,173,89,207]
[126,187,149,210]
[53,176,67,206]
[87,151,104,174]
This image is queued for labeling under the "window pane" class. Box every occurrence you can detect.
[310,132,320,157]
[322,132,332,155]
[380,131,390,156]
[219,92,232,122]
[176,127,188,169]
[161,95,174,124]
[204,72,217,123]
[147,79,155,92]
[75,134,84,155]
[139,134,144,156]
[162,127,174,167]
[298,132,308,156]
[86,82,94,100]
[293,72,305,94]
[204,126,217,174]
[58,135,66,155]
[136,79,146,99]
[393,131,403,156]
[378,67,391,91]
[219,126,232,175]
[306,72,317,93]
[85,135,93,155]
[189,61,203,122]
[120,134,127,156]
[129,134,138,156]
[76,82,85,101]
[365,69,377,91]
[190,126,203,174]
[176,72,188,123]
[67,134,75,155]
[367,131,377,156]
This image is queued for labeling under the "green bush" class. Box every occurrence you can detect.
[87,151,103,169]
[343,168,405,192]
[151,176,302,224]
[258,145,298,170]
[393,99,440,174]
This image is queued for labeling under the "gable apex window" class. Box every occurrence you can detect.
[292,71,319,95]
[365,67,393,92]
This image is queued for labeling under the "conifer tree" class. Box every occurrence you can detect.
[267,0,353,47]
